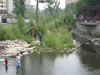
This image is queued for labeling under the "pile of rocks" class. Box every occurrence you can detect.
[74,31,100,46]
[1,40,35,57]
[91,38,100,46]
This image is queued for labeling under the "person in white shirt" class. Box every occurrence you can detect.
[16,53,21,72]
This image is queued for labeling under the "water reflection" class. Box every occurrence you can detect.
[77,47,100,71]
[22,50,100,75]
[0,58,16,75]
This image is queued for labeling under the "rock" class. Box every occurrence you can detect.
[38,52,40,54]
[22,52,29,55]
[5,45,15,48]
[2,47,24,57]
[88,38,91,41]
[4,48,19,54]
[72,48,76,50]
[16,47,26,52]
[95,42,100,46]
[91,39,95,42]
[27,48,34,51]
[14,44,22,47]
[22,43,29,48]
[83,36,86,38]
[86,42,90,45]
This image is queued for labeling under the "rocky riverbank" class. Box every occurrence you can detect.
[74,31,100,46]
[0,40,36,57]
[73,30,100,54]
[0,39,78,57]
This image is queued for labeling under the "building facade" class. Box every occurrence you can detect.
[7,0,13,14]
[0,0,8,23]
[0,0,7,10]
[7,0,33,14]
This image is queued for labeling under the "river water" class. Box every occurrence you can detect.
[21,48,100,75]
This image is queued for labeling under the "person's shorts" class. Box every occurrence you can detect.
[5,64,8,67]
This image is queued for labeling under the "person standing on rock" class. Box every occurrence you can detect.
[16,53,21,72]
[5,56,8,72]
[39,32,43,46]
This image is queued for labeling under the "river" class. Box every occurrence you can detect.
[21,47,100,75]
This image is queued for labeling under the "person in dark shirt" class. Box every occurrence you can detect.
[39,32,43,46]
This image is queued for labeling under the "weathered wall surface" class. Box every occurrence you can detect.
[75,22,100,54]
[76,22,100,35]
[0,16,2,23]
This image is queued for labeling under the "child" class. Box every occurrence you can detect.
[16,53,21,72]
[5,57,8,72]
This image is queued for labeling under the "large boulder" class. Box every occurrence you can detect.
[2,48,19,57]
[1,40,35,57]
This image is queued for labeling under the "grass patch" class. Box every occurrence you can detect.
[43,26,75,50]
[95,32,100,38]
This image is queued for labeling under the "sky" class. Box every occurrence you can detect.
[31,0,65,10]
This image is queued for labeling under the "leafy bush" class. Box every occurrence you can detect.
[95,33,100,37]
[0,24,7,40]
[42,26,75,50]
[0,24,15,40]
[43,31,57,49]
[4,27,15,40]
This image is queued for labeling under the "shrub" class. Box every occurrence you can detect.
[56,27,74,49]
[95,32,100,37]
[43,32,57,49]
[42,26,75,50]
[4,27,15,40]
[0,24,7,40]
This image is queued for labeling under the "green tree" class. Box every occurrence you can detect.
[76,0,100,15]
[44,0,60,15]
[13,0,26,17]
[80,0,100,6]
[65,3,76,14]
[17,15,26,34]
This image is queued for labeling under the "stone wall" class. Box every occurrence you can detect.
[76,22,100,35]
[74,31,100,54]
[0,15,2,23]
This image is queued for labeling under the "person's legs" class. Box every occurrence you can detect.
[5,64,8,72]
[16,66,19,72]
[40,40,42,45]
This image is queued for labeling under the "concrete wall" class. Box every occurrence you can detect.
[7,0,14,14]
[7,17,16,23]
[0,0,7,10]
[77,22,100,35]
[0,15,2,23]
[94,25,100,33]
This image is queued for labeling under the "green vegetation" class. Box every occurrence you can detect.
[37,12,75,49]
[13,0,26,17]
[0,12,75,50]
[0,0,76,50]
[65,3,76,14]
[43,27,74,49]
[95,33,100,38]
[75,0,100,16]
[0,15,33,43]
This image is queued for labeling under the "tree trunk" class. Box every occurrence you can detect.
[36,0,39,24]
